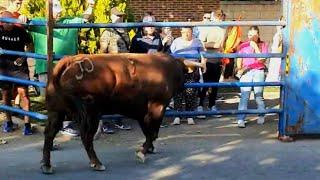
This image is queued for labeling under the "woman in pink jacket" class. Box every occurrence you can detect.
[236,26,268,128]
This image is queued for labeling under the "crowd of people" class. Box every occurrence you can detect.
[0,0,283,144]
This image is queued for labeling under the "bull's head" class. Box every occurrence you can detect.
[175,58,189,75]
[172,58,188,94]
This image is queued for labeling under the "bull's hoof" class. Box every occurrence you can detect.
[135,151,146,163]
[136,146,144,152]
[90,163,106,171]
[94,132,101,140]
[41,165,54,174]
[147,147,156,154]
[278,135,294,142]
[51,143,61,151]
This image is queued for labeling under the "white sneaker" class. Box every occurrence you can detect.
[196,106,206,119]
[187,118,195,125]
[211,106,222,118]
[257,117,265,125]
[172,117,181,125]
[237,120,245,128]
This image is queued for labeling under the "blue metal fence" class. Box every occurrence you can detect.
[0,14,287,133]
[0,17,286,27]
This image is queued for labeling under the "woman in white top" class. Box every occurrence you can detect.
[170,27,207,125]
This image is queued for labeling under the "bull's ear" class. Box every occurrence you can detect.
[175,58,184,64]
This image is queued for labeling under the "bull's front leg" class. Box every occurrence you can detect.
[136,121,160,163]
[136,102,164,163]
[80,114,105,171]
[41,111,64,174]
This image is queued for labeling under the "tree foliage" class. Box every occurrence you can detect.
[20,0,133,54]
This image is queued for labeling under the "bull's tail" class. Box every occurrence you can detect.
[50,56,75,89]
[51,55,91,88]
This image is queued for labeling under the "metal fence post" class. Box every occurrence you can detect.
[46,0,54,83]
[278,0,290,138]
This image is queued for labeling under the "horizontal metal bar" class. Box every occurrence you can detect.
[0,17,27,24]
[0,75,46,87]
[101,109,282,119]
[0,105,47,120]
[173,53,285,58]
[0,18,287,28]
[0,48,48,59]
[0,48,63,60]
[0,48,285,60]
[0,18,47,26]
[0,74,282,88]
[0,17,286,28]
[54,21,286,29]
[185,82,283,88]
[0,106,281,122]
[164,109,283,117]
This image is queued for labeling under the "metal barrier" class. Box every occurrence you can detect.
[0,1,288,136]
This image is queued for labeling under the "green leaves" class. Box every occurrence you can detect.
[21,0,133,54]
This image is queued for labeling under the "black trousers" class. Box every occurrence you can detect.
[174,70,199,112]
[199,61,222,108]
[224,58,235,79]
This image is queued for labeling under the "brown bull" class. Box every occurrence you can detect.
[41,53,186,174]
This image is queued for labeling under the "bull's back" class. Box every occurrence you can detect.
[119,53,184,99]
[48,53,184,113]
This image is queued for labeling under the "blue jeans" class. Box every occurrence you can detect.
[238,69,265,121]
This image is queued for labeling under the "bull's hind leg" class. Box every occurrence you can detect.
[41,111,64,174]
[80,114,105,171]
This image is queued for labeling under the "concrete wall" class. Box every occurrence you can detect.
[0,0,9,8]
[128,0,220,22]
[221,0,282,45]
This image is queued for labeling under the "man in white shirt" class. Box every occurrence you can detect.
[197,9,227,118]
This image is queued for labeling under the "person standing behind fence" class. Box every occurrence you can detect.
[266,16,283,82]
[29,0,94,136]
[197,10,227,118]
[31,0,93,98]
[0,11,33,135]
[7,0,28,24]
[97,7,131,135]
[6,0,39,106]
[160,19,174,53]
[235,26,268,128]
[222,17,242,80]
[129,15,163,53]
[170,27,207,125]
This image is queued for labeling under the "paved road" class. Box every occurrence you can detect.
[1,114,320,180]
